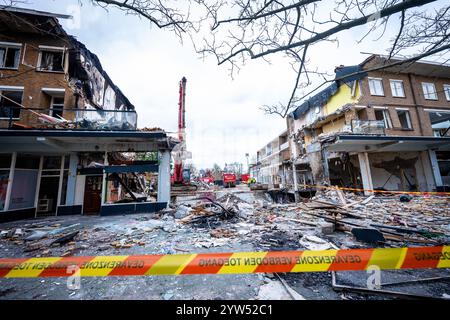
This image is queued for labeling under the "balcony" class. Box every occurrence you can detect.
[351,120,385,135]
[0,106,137,131]
[279,141,289,151]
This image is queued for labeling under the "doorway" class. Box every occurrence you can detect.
[37,176,60,216]
[83,175,102,214]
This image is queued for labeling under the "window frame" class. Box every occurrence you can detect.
[373,107,393,129]
[0,86,24,120]
[37,46,66,73]
[422,82,438,100]
[443,84,450,101]
[49,96,65,118]
[389,79,405,98]
[0,42,21,70]
[425,108,450,137]
[368,77,385,96]
[396,108,413,130]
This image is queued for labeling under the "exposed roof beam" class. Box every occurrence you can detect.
[0,5,72,19]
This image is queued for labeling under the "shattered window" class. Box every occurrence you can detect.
[374,109,392,129]
[397,109,412,130]
[0,90,23,119]
[0,45,20,69]
[428,110,450,137]
[50,97,65,118]
[39,50,65,72]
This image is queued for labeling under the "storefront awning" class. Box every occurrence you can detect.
[0,129,175,152]
[326,135,450,153]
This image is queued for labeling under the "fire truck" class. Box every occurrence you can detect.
[223,173,236,188]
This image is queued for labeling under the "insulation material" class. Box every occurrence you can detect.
[103,85,116,110]
[80,53,105,107]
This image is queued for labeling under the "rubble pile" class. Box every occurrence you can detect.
[0,185,449,299]
[0,222,84,257]
[308,189,450,245]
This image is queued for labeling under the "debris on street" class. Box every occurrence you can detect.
[1,184,449,300]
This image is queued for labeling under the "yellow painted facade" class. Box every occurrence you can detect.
[301,81,360,148]
[304,135,313,146]
[324,82,360,116]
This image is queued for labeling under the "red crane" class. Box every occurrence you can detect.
[173,76,187,184]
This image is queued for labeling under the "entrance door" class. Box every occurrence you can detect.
[83,175,102,214]
[37,176,60,216]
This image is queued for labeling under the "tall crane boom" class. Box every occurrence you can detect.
[178,77,187,140]
[174,77,187,184]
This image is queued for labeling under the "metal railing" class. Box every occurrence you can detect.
[351,120,385,135]
[0,106,137,131]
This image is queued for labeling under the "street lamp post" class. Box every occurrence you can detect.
[245,153,249,174]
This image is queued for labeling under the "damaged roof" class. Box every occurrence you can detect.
[289,65,366,120]
[0,6,69,36]
[0,5,72,19]
[289,53,450,121]
[1,6,135,111]
[68,37,135,111]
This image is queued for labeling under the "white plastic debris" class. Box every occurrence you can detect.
[174,205,192,219]
[299,235,337,250]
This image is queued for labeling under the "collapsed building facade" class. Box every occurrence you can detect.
[287,55,450,195]
[0,7,175,222]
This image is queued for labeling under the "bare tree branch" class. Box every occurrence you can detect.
[82,0,449,118]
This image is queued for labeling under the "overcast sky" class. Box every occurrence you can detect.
[16,0,448,170]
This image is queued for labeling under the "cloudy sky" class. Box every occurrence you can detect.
[14,0,447,170]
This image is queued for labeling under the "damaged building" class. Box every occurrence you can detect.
[251,130,293,189]
[0,7,176,222]
[287,54,450,195]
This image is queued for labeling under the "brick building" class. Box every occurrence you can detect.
[287,54,450,195]
[0,7,175,222]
